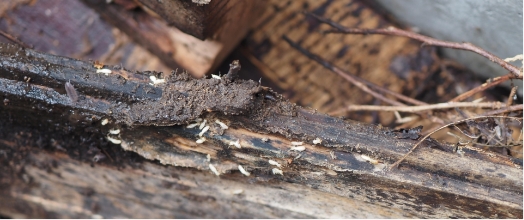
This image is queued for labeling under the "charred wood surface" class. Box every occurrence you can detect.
[0,44,522,218]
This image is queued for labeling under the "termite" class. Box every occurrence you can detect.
[149,75,165,85]
[106,136,122,145]
[109,129,120,135]
[290,145,306,152]
[196,137,206,144]
[186,123,200,128]
[209,164,220,176]
[291,141,303,146]
[272,168,283,175]
[199,119,207,130]
[268,159,281,168]
[96,68,112,75]
[238,165,251,176]
[199,126,209,137]
[215,120,229,129]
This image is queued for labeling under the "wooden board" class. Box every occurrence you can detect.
[82,0,265,77]
[0,44,521,218]
[0,0,171,73]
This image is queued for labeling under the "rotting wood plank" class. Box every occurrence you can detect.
[0,43,522,218]
[81,0,266,77]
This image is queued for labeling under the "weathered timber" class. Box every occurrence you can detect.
[0,0,171,74]
[81,0,265,77]
[0,43,522,218]
[135,0,261,41]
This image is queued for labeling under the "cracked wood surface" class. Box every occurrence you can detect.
[0,43,522,218]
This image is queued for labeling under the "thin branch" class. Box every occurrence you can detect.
[481,104,523,116]
[0,30,31,49]
[332,101,506,114]
[506,86,518,108]
[449,73,521,102]
[282,35,406,107]
[281,36,426,106]
[282,35,445,125]
[363,79,427,105]
[307,13,522,78]
[389,115,522,170]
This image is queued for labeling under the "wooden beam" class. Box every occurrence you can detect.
[81,0,266,77]
[0,44,522,218]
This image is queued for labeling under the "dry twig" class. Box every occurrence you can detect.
[282,35,405,107]
[333,101,505,114]
[389,115,522,170]
[449,73,521,102]
[307,13,523,78]
[0,30,31,49]
[282,35,445,124]
[481,104,523,117]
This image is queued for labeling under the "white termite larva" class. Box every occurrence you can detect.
[229,139,241,148]
[199,119,207,130]
[313,138,322,145]
[96,68,112,75]
[232,189,244,195]
[206,154,211,162]
[149,75,166,85]
[101,118,109,126]
[215,119,228,129]
[209,164,220,176]
[109,128,120,135]
[272,168,283,175]
[65,81,78,103]
[199,125,209,137]
[290,145,306,152]
[268,159,281,168]
[291,141,303,146]
[106,136,122,145]
[238,165,251,176]
[186,123,200,128]
[196,137,206,144]
[211,74,221,79]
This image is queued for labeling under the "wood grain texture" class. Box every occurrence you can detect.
[0,43,521,218]
[0,0,171,73]
[83,0,265,77]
